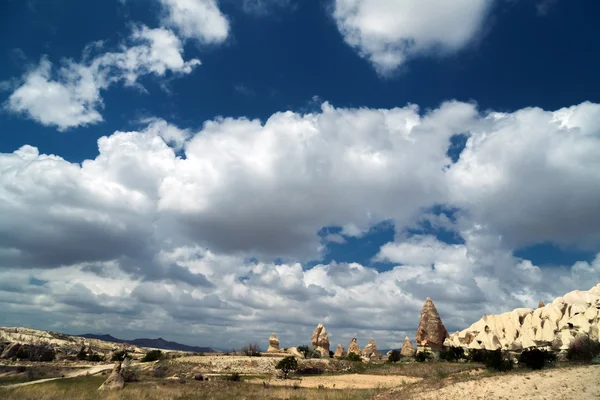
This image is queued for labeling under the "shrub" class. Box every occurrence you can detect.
[388,349,401,363]
[591,355,600,365]
[276,356,298,379]
[439,346,466,362]
[153,360,168,378]
[227,372,241,382]
[346,352,362,362]
[241,343,261,357]
[517,349,557,370]
[297,345,311,359]
[329,350,334,358]
[16,366,27,373]
[77,346,87,361]
[414,351,433,362]
[36,347,56,362]
[566,337,600,362]
[15,346,29,360]
[88,353,104,362]
[484,350,513,372]
[296,367,324,375]
[111,350,129,362]
[468,349,489,363]
[142,349,163,362]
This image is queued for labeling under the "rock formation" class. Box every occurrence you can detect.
[0,343,21,359]
[445,284,600,352]
[361,338,380,359]
[538,300,545,308]
[98,362,125,391]
[267,333,280,353]
[348,338,361,355]
[334,344,346,358]
[416,297,449,352]
[311,323,330,357]
[401,336,416,357]
[286,347,304,358]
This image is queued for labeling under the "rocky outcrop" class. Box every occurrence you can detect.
[538,301,545,308]
[286,347,304,358]
[311,323,330,357]
[401,336,416,357]
[416,297,449,352]
[98,362,125,391]
[267,333,280,353]
[334,344,346,358]
[348,338,361,355]
[361,338,380,359]
[445,284,600,352]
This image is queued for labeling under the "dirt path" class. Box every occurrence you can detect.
[249,374,422,389]
[0,364,113,389]
[392,365,600,400]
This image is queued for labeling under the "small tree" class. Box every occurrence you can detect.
[77,346,87,361]
[484,349,513,371]
[346,352,362,362]
[439,346,466,362]
[88,353,104,362]
[567,337,600,362]
[414,351,433,362]
[388,349,401,363]
[142,349,163,362]
[276,356,298,379]
[241,343,261,357]
[518,349,557,370]
[111,349,129,362]
[297,345,311,359]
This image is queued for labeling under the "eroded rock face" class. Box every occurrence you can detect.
[361,338,380,359]
[416,297,449,352]
[348,338,361,355]
[538,301,545,308]
[401,336,416,357]
[445,284,600,352]
[267,333,280,353]
[286,347,303,358]
[334,344,346,358]
[98,362,125,391]
[311,323,330,357]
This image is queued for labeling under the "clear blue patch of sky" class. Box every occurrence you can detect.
[29,276,48,286]
[514,243,595,267]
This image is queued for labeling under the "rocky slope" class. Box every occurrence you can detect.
[445,284,600,352]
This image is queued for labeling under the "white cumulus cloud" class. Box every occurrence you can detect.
[159,0,230,43]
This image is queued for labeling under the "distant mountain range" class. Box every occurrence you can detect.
[79,333,216,353]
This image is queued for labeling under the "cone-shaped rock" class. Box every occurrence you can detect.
[334,344,346,358]
[361,338,379,359]
[416,297,449,351]
[311,323,330,357]
[348,338,361,355]
[401,336,416,357]
[267,333,280,353]
[538,300,545,308]
[98,362,125,391]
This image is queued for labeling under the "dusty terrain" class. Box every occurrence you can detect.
[250,373,421,389]
[378,365,600,400]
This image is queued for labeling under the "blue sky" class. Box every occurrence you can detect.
[0,0,599,349]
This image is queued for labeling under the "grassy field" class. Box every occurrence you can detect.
[1,375,380,400]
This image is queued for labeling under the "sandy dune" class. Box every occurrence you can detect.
[410,365,600,400]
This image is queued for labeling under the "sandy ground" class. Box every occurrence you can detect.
[0,364,113,389]
[249,374,421,389]
[408,365,600,400]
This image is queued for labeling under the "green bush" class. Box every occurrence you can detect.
[388,349,401,363]
[517,349,557,370]
[15,346,29,360]
[439,346,466,362]
[227,372,241,382]
[142,349,163,362]
[414,351,433,362]
[275,356,298,379]
[111,350,129,362]
[484,350,513,371]
[591,355,600,365]
[566,337,600,362]
[77,346,87,361]
[297,345,311,359]
[346,352,362,362]
[88,353,104,362]
[467,349,489,363]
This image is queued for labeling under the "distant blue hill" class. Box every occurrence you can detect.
[79,333,216,353]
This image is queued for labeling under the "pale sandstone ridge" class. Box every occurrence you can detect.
[416,297,449,352]
[266,333,280,353]
[401,336,416,357]
[98,362,125,391]
[445,283,600,352]
[0,326,143,358]
[348,338,361,355]
[286,347,303,358]
[361,338,380,359]
[311,323,330,357]
[334,344,346,358]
